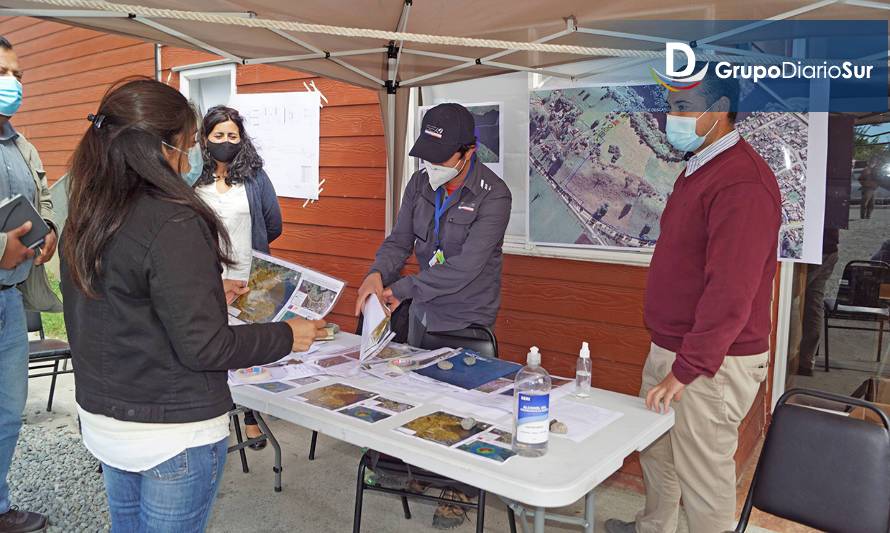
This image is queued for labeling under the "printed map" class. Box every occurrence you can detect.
[528,85,812,260]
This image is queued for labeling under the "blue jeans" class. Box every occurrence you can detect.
[102,438,228,533]
[0,289,27,515]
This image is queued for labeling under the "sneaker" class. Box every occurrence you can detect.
[0,507,47,533]
[432,488,471,530]
[604,519,637,533]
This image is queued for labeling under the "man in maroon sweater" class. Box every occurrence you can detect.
[607,71,780,533]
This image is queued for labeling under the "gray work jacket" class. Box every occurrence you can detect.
[370,159,511,332]
[0,132,61,312]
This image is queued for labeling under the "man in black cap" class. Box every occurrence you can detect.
[355,103,511,527]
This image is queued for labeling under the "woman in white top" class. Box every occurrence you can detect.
[196,105,283,448]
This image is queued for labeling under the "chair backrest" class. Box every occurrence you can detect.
[419,325,499,359]
[26,311,44,339]
[834,260,890,308]
[740,388,890,533]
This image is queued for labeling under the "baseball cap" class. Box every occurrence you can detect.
[409,103,476,164]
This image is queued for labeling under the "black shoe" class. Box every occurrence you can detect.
[245,424,267,450]
[604,519,636,533]
[0,507,47,533]
[797,366,814,377]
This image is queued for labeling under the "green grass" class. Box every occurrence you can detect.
[41,271,67,340]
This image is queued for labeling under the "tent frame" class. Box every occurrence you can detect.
[3,1,890,530]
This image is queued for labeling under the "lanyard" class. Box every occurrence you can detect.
[433,157,474,248]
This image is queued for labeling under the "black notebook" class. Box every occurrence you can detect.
[0,194,50,249]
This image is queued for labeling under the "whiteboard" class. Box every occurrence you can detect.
[229,92,320,199]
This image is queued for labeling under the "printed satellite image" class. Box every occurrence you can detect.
[467,104,500,164]
[529,85,812,259]
[230,255,301,323]
[529,86,683,247]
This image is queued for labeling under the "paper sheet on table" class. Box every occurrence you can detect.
[228,363,325,386]
[550,397,624,443]
[360,294,394,360]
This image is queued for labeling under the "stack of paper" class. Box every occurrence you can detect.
[360,294,395,361]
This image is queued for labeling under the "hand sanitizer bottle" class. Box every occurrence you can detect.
[513,346,551,457]
[575,342,592,398]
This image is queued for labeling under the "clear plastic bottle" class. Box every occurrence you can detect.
[575,341,592,398]
[512,346,552,457]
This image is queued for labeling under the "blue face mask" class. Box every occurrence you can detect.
[163,141,204,186]
[0,76,23,117]
[665,101,718,153]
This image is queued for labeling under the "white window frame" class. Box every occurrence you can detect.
[176,62,237,104]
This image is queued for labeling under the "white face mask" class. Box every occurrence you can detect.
[423,157,467,191]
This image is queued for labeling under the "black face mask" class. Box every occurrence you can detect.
[207,140,242,163]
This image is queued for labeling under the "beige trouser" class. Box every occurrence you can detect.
[635,343,769,533]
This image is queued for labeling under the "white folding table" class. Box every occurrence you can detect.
[230,334,674,532]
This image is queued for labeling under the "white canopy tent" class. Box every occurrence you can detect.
[1,0,889,227]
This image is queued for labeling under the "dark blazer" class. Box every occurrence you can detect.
[61,193,293,424]
[245,168,282,253]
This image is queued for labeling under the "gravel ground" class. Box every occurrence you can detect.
[8,423,109,532]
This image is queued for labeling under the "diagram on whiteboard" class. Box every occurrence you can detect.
[528,84,822,262]
[230,92,320,200]
[529,86,682,248]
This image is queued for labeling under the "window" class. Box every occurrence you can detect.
[177,63,237,116]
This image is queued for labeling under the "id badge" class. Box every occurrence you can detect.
[428,249,446,267]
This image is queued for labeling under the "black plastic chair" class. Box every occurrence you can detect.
[823,260,890,372]
[735,388,890,533]
[26,311,72,412]
[352,324,517,533]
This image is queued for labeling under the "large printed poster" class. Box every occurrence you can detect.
[528,84,825,262]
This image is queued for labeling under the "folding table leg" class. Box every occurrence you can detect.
[583,491,595,533]
[877,319,885,362]
[823,316,831,372]
[253,413,282,492]
[533,506,546,533]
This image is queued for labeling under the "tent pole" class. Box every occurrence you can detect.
[0,8,128,17]
[268,28,384,86]
[386,91,395,235]
[244,48,388,65]
[401,20,576,87]
[134,16,242,62]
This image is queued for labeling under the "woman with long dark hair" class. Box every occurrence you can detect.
[61,78,326,532]
[196,105,281,448]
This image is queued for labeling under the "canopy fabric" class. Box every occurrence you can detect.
[1,0,888,90]
[3,0,888,223]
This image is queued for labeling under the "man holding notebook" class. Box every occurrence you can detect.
[0,36,61,533]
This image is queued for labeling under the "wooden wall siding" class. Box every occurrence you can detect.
[0,18,156,184]
[161,46,387,334]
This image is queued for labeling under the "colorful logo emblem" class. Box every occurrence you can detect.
[650,42,709,92]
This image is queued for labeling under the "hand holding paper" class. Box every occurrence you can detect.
[360,293,395,361]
